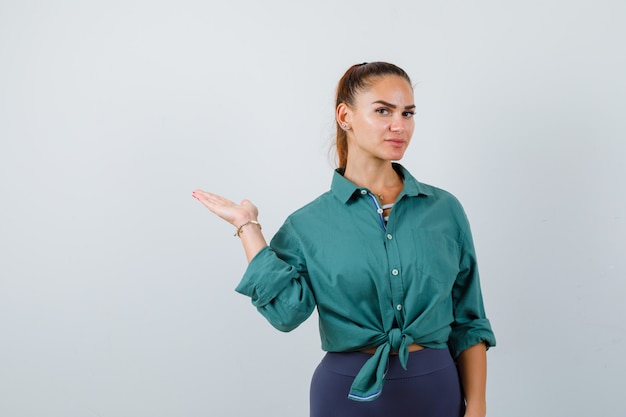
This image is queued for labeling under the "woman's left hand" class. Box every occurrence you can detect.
[463,403,487,417]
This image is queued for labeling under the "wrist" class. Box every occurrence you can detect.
[234,219,262,237]
[464,401,486,417]
[233,215,257,227]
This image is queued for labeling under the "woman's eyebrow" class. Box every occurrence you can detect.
[371,100,416,110]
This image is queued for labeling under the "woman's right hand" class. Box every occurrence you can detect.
[192,189,267,261]
[192,189,259,227]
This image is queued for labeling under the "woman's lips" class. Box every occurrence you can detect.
[385,139,406,147]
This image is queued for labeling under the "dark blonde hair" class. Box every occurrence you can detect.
[334,62,413,168]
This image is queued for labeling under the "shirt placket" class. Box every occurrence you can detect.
[383,215,405,329]
[362,189,406,328]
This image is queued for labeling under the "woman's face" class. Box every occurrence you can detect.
[340,75,415,164]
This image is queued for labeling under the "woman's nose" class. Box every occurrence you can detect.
[390,116,405,132]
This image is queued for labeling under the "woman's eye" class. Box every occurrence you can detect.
[376,108,389,115]
[403,111,415,118]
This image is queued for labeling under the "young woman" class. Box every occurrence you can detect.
[193,62,496,417]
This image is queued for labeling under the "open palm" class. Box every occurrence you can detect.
[192,190,258,227]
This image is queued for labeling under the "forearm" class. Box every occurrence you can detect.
[456,342,488,417]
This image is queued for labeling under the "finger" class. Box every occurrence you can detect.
[193,190,235,207]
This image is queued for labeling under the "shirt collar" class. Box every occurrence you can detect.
[331,163,432,204]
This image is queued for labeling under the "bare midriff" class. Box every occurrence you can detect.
[360,343,425,355]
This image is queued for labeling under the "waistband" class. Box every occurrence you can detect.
[320,348,455,380]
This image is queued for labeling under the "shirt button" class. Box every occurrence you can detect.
[386,234,393,240]
[391,269,399,276]
[377,208,383,214]
[396,304,402,311]
[360,189,367,195]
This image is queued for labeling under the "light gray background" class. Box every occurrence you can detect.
[1,1,624,416]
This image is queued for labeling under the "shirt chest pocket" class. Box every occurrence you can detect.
[410,231,461,287]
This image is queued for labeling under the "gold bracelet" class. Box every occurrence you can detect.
[234,220,262,237]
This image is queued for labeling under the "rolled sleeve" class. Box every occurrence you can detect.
[448,318,496,358]
[235,224,316,332]
[448,216,496,358]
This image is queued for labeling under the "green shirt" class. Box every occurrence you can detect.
[236,164,496,401]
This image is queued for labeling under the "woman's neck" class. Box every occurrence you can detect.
[343,160,403,193]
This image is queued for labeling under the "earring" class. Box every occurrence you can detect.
[341,123,350,131]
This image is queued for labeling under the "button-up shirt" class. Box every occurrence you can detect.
[235,164,496,401]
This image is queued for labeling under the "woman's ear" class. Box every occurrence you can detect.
[336,102,352,129]
[335,103,352,126]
